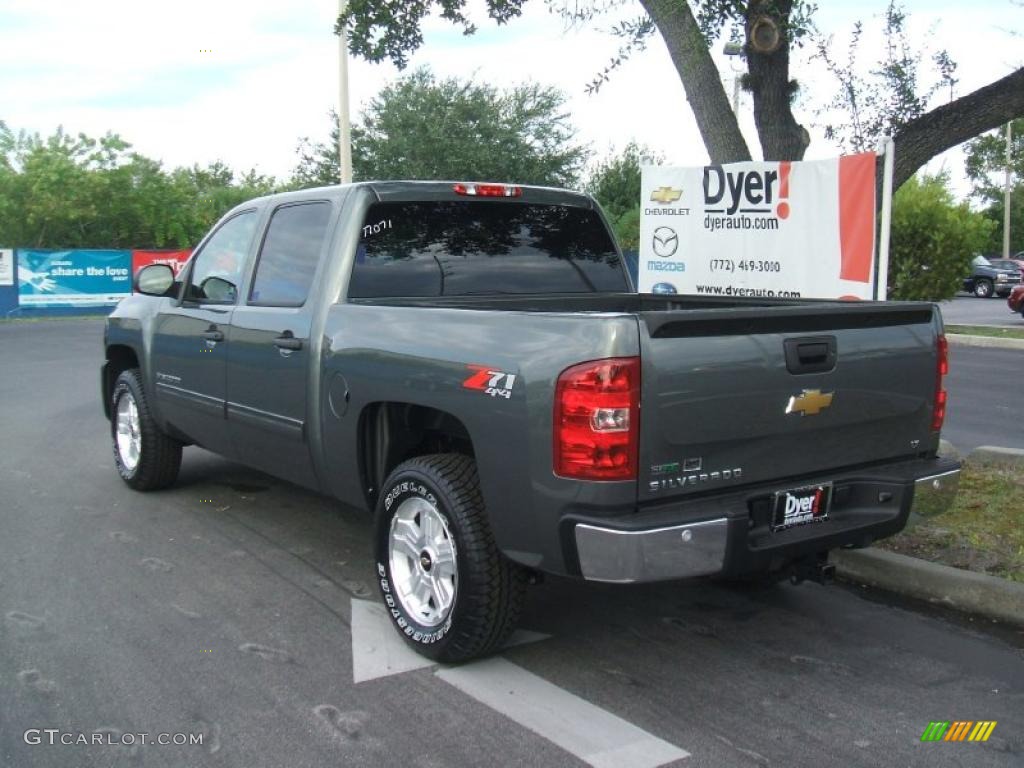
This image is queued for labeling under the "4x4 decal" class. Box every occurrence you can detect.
[462,365,516,400]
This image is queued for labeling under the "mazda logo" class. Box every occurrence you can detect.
[652,227,679,258]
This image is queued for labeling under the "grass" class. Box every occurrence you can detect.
[877,461,1024,582]
[946,324,1024,339]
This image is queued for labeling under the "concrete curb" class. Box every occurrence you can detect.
[947,333,1024,351]
[832,549,1024,627]
[969,445,1024,469]
[834,443,1024,625]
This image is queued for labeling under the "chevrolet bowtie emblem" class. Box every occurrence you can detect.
[786,389,834,416]
[650,186,682,204]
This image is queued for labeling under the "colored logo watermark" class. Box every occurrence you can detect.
[921,721,997,742]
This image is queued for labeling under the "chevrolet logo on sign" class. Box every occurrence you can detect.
[786,389,834,416]
[650,186,682,204]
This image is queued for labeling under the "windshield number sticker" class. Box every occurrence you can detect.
[362,219,393,238]
[463,365,516,400]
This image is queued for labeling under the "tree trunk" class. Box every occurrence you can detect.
[891,67,1024,191]
[744,0,810,161]
[639,0,750,164]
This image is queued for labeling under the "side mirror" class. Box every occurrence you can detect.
[199,275,237,303]
[135,264,176,296]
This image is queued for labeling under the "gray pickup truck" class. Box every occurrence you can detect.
[103,181,960,662]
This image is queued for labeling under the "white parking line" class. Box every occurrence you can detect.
[351,598,435,683]
[351,600,688,766]
[436,658,688,768]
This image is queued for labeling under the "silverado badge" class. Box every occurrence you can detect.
[785,389,834,416]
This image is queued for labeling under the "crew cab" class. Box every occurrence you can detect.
[102,182,961,662]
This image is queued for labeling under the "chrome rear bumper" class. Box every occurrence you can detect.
[575,518,728,583]
[910,468,960,518]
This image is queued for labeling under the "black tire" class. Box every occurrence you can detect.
[110,369,182,490]
[973,279,993,298]
[374,454,526,663]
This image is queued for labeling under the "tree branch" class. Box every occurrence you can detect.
[892,67,1024,190]
[638,0,750,164]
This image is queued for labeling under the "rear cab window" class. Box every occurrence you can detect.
[348,201,627,298]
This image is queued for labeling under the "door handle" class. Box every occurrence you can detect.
[202,329,224,342]
[274,334,303,351]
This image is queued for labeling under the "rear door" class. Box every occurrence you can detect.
[636,302,940,502]
[226,200,335,489]
[150,209,259,455]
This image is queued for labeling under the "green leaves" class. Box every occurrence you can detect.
[889,174,994,301]
[339,0,526,69]
[292,68,589,189]
[0,125,277,250]
[585,141,659,250]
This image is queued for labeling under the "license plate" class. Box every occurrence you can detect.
[771,483,833,531]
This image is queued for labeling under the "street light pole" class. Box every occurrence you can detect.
[337,0,353,185]
[1003,121,1013,260]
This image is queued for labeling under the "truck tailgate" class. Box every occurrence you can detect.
[637,303,940,501]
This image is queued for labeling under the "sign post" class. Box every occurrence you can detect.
[876,137,895,300]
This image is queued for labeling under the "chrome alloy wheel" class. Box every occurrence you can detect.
[115,392,141,472]
[388,496,458,627]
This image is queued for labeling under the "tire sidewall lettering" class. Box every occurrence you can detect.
[376,476,454,648]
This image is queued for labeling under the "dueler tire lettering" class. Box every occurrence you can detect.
[111,369,182,491]
[373,454,526,662]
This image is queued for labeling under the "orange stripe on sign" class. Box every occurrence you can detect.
[838,152,876,284]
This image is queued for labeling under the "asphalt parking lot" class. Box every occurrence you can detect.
[1,318,1022,768]
[940,295,1023,328]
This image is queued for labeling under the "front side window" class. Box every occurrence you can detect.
[249,202,332,307]
[348,201,626,299]
[185,211,258,303]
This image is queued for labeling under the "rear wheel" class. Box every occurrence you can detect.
[374,454,526,662]
[111,369,182,490]
[973,279,993,298]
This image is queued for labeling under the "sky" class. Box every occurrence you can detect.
[0,0,1019,197]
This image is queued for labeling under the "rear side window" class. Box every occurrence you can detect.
[348,201,627,298]
[249,202,332,307]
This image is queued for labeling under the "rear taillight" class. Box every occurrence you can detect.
[453,183,522,198]
[554,357,639,481]
[932,334,948,432]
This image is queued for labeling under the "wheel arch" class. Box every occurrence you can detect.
[103,344,141,420]
[357,402,475,510]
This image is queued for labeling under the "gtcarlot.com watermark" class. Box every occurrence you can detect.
[24,729,204,747]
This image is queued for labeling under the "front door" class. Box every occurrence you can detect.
[150,209,259,456]
[226,200,334,489]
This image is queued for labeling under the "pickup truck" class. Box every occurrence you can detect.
[103,181,961,662]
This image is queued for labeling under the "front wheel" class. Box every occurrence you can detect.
[374,454,525,663]
[111,369,182,490]
[973,279,993,298]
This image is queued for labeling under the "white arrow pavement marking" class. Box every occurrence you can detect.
[351,600,689,767]
[351,598,549,683]
[436,659,689,768]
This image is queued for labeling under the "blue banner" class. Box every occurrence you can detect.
[17,249,132,307]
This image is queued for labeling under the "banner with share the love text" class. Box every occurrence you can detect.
[638,153,877,300]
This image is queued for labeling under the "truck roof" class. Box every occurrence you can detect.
[237,180,596,211]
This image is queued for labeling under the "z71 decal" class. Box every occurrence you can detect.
[462,365,517,400]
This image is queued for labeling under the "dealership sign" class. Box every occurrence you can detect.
[638,153,877,300]
[17,249,132,306]
[132,249,192,277]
